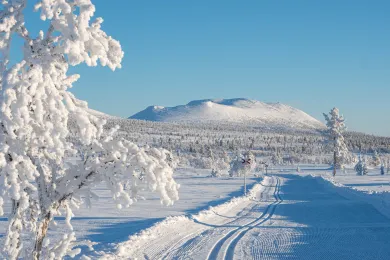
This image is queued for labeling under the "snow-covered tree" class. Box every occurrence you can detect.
[323,107,350,176]
[204,146,218,176]
[228,151,255,177]
[355,155,368,176]
[0,1,179,259]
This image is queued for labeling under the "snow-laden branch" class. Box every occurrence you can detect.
[0,1,178,259]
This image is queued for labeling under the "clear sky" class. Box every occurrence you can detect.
[21,1,390,136]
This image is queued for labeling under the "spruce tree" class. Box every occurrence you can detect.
[323,108,349,176]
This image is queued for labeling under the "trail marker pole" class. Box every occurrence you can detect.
[244,171,246,196]
[242,158,251,196]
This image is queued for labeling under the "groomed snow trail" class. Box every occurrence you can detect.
[103,174,390,260]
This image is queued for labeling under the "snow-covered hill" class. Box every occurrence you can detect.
[129,98,325,130]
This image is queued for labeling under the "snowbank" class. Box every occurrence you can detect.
[312,174,390,218]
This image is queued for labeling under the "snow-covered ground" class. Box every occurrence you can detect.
[73,168,259,257]
[100,170,390,259]
[2,166,390,259]
[0,168,259,258]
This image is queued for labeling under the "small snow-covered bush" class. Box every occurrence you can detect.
[372,151,381,167]
[381,164,385,175]
[210,169,221,178]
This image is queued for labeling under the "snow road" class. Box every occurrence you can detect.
[103,173,390,260]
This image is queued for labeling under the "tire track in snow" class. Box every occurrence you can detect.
[206,176,282,260]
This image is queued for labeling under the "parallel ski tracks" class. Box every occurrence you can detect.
[161,178,275,260]
[142,176,283,260]
[206,175,283,260]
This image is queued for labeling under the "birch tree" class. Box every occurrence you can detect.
[0,1,179,259]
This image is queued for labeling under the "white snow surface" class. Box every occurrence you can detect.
[100,168,390,260]
[2,166,390,259]
[129,98,325,130]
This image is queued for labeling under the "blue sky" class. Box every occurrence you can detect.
[21,1,390,136]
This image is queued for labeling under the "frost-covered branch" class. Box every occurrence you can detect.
[0,1,178,259]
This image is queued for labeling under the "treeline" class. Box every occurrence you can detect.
[92,118,390,163]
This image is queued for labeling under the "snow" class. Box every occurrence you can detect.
[0,168,258,258]
[129,98,325,130]
[1,165,390,259]
[100,170,390,259]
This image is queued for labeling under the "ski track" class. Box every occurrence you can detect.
[103,173,390,260]
[158,178,275,260]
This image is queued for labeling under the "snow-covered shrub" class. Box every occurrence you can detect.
[210,169,221,177]
[271,152,283,166]
[188,155,213,169]
[0,1,179,259]
[254,163,265,177]
[372,151,381,167]
[165,150,179,169]
[381,164,385,175]
[387,159,390,174]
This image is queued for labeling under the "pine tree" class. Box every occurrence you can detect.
[323,107,350,176]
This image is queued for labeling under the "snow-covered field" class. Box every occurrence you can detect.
[0,168,259,258]
[98,169,390,259]
[2,165,390,259]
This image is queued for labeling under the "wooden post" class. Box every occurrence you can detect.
[244,171,247,196]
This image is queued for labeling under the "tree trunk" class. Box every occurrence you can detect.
[33,212,51,260]
[7,200,22,259]
[333,151,337,177]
